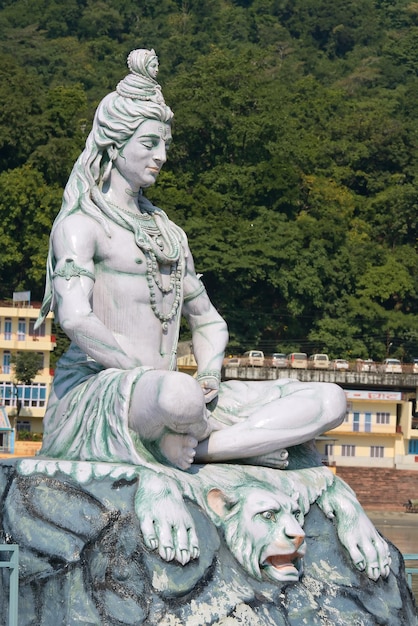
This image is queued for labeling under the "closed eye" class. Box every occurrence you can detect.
[140,140,158,149]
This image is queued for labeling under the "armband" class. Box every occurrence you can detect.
[196,370,221,383]
[183,281,206,304]
[53,259,95,282]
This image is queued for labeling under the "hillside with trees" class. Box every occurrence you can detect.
[0,0,417,361]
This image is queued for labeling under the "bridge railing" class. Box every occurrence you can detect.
[404,553,418,601]
[0,544,19,626]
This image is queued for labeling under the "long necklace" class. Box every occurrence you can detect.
[98,194,185,331]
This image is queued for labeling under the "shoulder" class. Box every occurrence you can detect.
[52,212,103,257]
[53,211,105,242]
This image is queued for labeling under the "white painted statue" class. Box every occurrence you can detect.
[36,48,345,471]
[34,49,391,583]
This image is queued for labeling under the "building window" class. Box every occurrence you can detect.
[409,440,418,455]
[353,412,360,432]
[4,318,11,340]
[0,382,46,407]
[0,382,13,405]
[29,320,45,337]
[376,412,390,424]
[3,352,11,374]
[371,446,384,458]
[365,412,372,433]
[16,420,31,433]
[17,319,26,341]
[342,445,356,457]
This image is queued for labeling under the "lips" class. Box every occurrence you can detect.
[265,552,301,569]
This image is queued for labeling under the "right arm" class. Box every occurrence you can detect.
[51,214,141,370]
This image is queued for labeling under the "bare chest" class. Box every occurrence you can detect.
[95,223,178,277]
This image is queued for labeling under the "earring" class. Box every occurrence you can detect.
[102,146,118,182]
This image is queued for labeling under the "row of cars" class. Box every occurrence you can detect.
[225,351,418,374]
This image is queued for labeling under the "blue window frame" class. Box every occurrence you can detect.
[353,412,360,432]
[3,351,11,374]
[408,440,418,455]
[17,319,26,341]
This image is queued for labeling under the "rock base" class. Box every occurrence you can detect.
[0,458,417,626]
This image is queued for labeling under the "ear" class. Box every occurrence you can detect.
[206,488,229,519]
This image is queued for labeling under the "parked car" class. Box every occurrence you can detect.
[357,358,377,373]
[308,354,330,369]
[413,358,418,374]
[380,358,402,374]
[224,356,241,367]
[287,352,308,369]
[330,359,349,371]
[242,350,265,366]
[272,353,287,368]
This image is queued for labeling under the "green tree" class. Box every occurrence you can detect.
[10,351,43,427]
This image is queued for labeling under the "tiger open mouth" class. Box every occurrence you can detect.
[262,550,304,582]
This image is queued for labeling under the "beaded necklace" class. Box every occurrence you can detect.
[92,188,185,332]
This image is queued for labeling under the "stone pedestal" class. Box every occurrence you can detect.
[0,457,417,626]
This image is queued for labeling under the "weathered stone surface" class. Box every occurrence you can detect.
[0,458,417,626]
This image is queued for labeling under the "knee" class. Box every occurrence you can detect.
[320,383,347,427]
[159,372,205,420]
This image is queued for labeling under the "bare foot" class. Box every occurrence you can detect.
[159,433,198,470]
[239,448,289,469]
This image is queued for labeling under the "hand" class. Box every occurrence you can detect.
[198,376,219,404]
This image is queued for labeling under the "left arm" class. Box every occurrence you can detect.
[182,247,228,402]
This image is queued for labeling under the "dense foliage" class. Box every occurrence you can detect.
[1,0,418,360]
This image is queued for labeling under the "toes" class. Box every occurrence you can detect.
[178,548,191,566]
[366,563,380,581]
[160,545,175,562]
[355,559,366,572]
[139,517,159,550]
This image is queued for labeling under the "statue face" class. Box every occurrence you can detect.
[114,119,172,190]
[147,57,159,78]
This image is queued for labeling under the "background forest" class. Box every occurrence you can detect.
[0,0,418,360]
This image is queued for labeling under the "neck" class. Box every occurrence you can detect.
[101,169,141,213]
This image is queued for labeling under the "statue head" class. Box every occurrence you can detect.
[60,48,174,220]
[206,483,306,583]
[88,49,173,186]
[127,48,159,79]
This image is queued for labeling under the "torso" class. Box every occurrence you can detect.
[87,212,184,369]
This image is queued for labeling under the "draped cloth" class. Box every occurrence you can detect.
[39,343,155,464]
[39,343,291,465]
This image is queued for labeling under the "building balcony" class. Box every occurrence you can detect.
[0,334,56,351]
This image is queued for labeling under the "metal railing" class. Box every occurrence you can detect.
[0,544,19,626]
[404,554,418,601]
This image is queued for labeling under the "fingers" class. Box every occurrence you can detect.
[203,388,218,403]
[139,510,200,565]
[344,531,391,580]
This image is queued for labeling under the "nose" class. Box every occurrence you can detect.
[154,142,167,165]
[291,534,305,550]
[284,517,305,548]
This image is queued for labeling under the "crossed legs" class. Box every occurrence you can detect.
[128,371,347,470]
